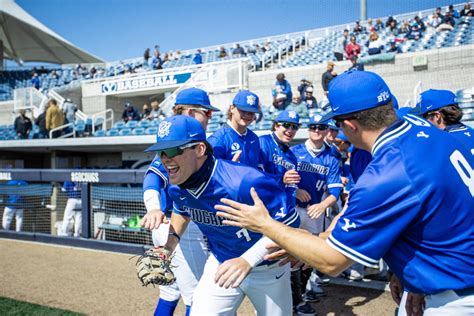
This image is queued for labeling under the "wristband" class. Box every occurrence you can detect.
[168,232,181,242]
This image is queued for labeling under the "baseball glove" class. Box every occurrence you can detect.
[135,246,176,287]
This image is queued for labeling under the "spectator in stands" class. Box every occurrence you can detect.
[14,109,32,139]
[414,16,426,31]
[141,103,152,120]
[447,4,459,18]
[233,43,246,56]
[302,86,317,109]
[46,99,64,138]
[387,40,402,53]
[385,16,397,28]
[386,19,400,36]
[427,11,443,28]
[218,46,228,58]
[353,21,365,34]
[255,44,263,53]
[366,32,384,55]
[274,73,292,107]
[287,96,308,117]
[122,102,140,122]
[193,49,203,64]
[460,3,474,16]
[149,99,164,120]
[406,22,423,40]
[154,45,160,59]
[399,20,411,33]
[163,53,169,63]
[35,106,48,138]
[321,61,336,97]
[89,66,97,78]
[63,99,77,125]
[2,180,28,232]
[334,29,349,61]
[151,54,163,70]
[50,70,59,79]
[272,94,287,110]
[247,45,256,54]
[31,73,40,90]
[374,18,384,32]
[348,55,364,71]
[174,50,182,60]
[263,42,271,52]
[297,77,312,98]
[436,11,455,32]
[345,35,361,60]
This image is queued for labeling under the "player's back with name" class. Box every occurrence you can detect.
[330,119,474,294]
[169,159,300,263]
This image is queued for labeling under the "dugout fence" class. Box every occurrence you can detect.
[0,169,151,254]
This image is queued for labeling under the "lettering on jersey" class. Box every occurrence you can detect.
[377,91,390,103]
[341,218,357,232]
[297,162,329,175]
[417,131,429,138]
[71,172,99,183]
[464,132,471,137]
[0,172,12,181]
[275,206,286,218]
[183,206,224,226]
[272,154,296,170]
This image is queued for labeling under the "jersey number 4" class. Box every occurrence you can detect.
[450,150,474,197]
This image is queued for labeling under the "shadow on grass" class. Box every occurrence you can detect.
[0,297,84,316]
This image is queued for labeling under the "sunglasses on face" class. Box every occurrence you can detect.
[157,142,199,159]
[278,122,300,131]
[308,124,328,131]
[186,107,213,118]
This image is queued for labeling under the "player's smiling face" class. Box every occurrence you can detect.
[161,144,203,185]
[231,105,255,128]
[274,123,297,144]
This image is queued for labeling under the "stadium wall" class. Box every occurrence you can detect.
[249,44,474,107]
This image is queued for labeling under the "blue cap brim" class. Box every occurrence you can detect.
[144,140,191,152]
[235,105,260,113]
[320,112,336,123]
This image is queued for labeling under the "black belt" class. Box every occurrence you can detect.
[454,287,474,297]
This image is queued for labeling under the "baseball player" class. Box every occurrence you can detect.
[259,110,301,207]
[60,181,82,237]
[290,115,343,314]
[145,115,299,315]
[2,180,27,232]
[141,87,219,316]
[207,90,260,167]
[412,89,474,150]
[216,70,474,315]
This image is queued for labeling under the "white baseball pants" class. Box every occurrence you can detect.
[2,207,23,232]
[62,198,82,237]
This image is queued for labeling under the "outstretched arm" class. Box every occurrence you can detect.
[216,188,353,276]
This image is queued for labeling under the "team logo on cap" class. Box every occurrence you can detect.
[313,114,322,122]
[246,95,256,106]
[377,91,390,103]
[288,111,297,119]
[157,121,172,138]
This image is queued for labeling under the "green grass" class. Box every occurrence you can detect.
[0,297,84,315]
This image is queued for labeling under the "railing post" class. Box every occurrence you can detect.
[81,182,92,239]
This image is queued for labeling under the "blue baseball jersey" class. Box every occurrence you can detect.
[170,159,300,263]
[5,180,28,208]
[143,156,173,216]
[62,181,81,199]
[290,141,343,208]
[327,118,474,294]
[349,148,372,184]
[445,123,474,151]
[259,133,298,205]
[207,123,261,168]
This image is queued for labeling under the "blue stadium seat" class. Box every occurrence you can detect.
[132,127,145,136]
[145,127,158,135]
[119,128,132,136]
[106,129,119,137]
[113,121,125,130]
[94,130,106,137]
[138,120,150,128]
[126,121,138,129]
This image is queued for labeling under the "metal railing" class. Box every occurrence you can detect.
[92,109,114,133]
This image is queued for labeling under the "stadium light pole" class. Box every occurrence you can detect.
[360,0,367,21]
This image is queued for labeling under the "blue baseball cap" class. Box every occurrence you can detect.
[309,114,328,125]
[321,70,392,122]
[327,119,339,130]
[336,131,349,142]
[414,89,457,115]
[144,115,206,152]
[275,110,300,124]
[175,88,220,111]
[232,90,260,113]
